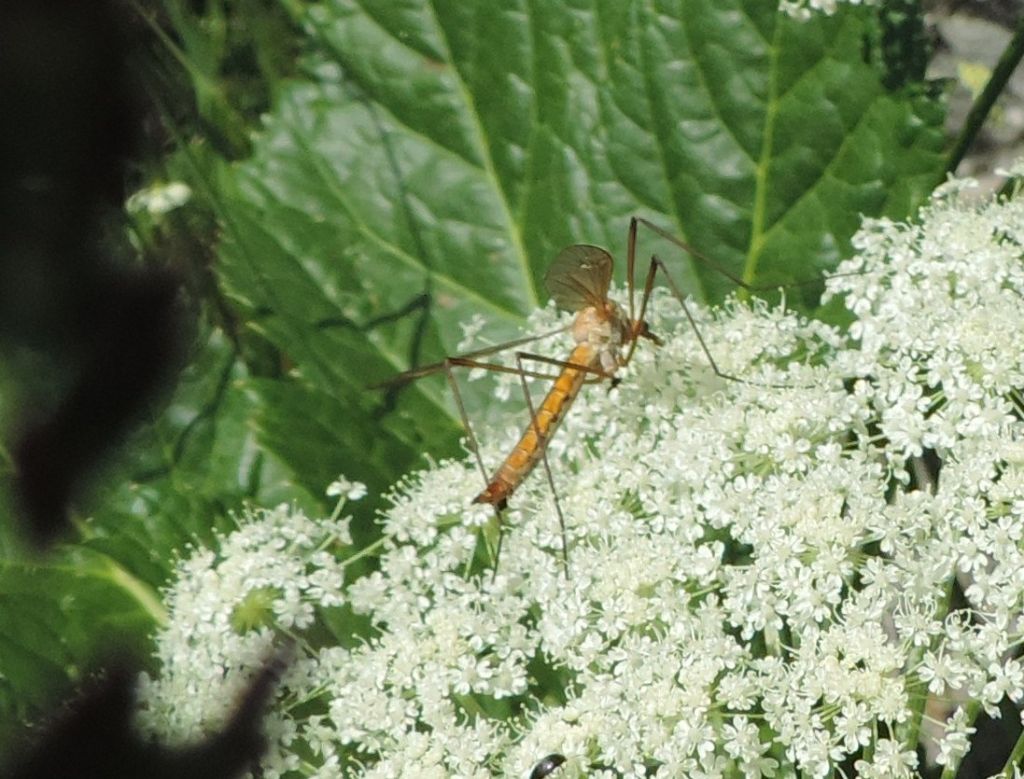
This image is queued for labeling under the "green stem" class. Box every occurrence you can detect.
[903,575,955,754]
[945,13,1024,178]
[343,537,386,567]
[939,699,982,779]
[996,716,1024,779]
[86,552,169,625]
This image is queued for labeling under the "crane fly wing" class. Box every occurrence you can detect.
[544,244,613,311]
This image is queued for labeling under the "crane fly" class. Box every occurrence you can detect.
[473,240,660,509]
[377,217,787,573]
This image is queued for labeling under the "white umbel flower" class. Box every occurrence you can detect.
[141,173,1024,776]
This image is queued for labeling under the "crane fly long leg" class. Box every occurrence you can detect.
[624,215,863,344]
[625,216,839,390]
[626,216,841,304]
[425,353,544,579]
[368,324,571,389]
[623,254,742,381]
[444,357,568,383]
[623,216,763,384]
[626,217,747,322]
[511,351,616,379]
[626,251,808,391]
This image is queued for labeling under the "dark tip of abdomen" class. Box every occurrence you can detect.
[473,482,510,510]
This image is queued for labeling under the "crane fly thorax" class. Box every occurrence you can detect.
[571,302,629,374]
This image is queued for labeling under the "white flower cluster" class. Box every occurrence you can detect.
[140,177,1024,777]
[778,0,878,20]
[136,502,353,771]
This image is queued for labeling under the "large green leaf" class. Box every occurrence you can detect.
[0,0,949,756]
[215,0,944,500]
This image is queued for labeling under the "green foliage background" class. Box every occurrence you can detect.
[0,0,949,755]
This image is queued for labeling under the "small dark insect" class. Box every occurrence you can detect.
[529,753,567,779]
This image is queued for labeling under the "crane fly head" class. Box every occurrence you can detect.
[633,318,662,346]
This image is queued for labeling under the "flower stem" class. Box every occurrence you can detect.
[903,574,956,755]
[939,699,982,779]
[945,13,1024,178]
[995,718,1024,779]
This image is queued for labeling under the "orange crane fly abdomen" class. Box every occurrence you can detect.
[473,343,600,507]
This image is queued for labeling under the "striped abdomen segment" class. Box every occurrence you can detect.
[473,343,600,508]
